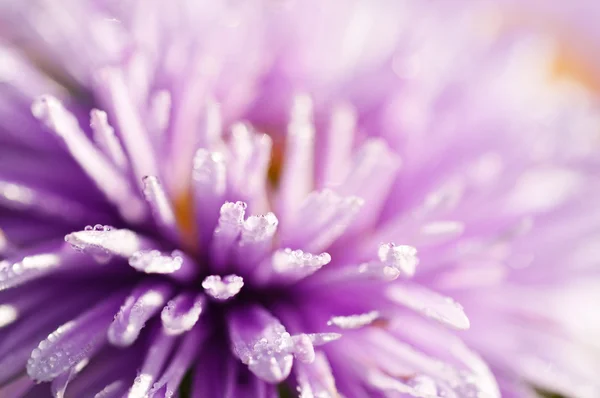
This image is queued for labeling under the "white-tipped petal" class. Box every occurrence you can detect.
[202,275,244,301]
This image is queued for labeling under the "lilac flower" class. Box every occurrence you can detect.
[0,1,599,397]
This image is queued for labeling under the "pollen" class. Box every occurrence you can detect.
[173,189,198,250]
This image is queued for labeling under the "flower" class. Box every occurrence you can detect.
[0,1,599,397]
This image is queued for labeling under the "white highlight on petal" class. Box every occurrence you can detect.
[0,304,18,328]
[90,109,128,171]
[142,176,179,239]
[272,248,331,276]
[420,221,464,239]
[387,284,470,330]
[0,253,61,291]
[240,213,278,245]
[328,311,380,329]
[96,68,158,188]
[129,250,183,274]
[109,284,171,347]
[202,275,244,301]
[377,243,419,278]
[278,94,315,224]
[161,293,205,335]
[228,306,294,383]
[65,227,150,262]
[306,333,342,346]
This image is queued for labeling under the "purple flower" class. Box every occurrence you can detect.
[0,1,599,397]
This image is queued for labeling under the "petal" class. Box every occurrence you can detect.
[161,292,206,335]
[65,227,157,262]
[296,352,339,398]
[126,330,177,398]
[277,95,315,225]
[27,289,126,382]
[147,327,206,397]
[108,281,174,347]
[142,176,180,242]
[30,95,145,222]
[227,305,294,383]
[129,249,199,282]
[387,283,470,330]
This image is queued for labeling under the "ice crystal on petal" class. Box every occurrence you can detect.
[202,275,244,301]
[327,311,381,329]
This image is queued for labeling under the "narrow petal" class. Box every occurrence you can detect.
[255,248,331,285]
[227,124,272,212]
[387,283,470,330]
[31,95,145,222]
[337,138,401,231]
[327,311,381,329]
[277,95,315,225]
[161,292,206,335]
[0,241,83,291]
[317,102,357,188]
[147,327,206,397]
[296,352,339,398]
[168,81,222,196]
[0,288,102,384]
[108,281,174,347]
[192,343,277,398]
[281,189,364,253]
[227,305,294,383]
[234,212,278,268]
[192,149,227,246]
[126,331,176,398]
[95,68,159,188]
[58,345,143,398]
[209,201,246,270]
[90,109,128,171]
[27,289,126,382]
[0,179,107,224]
[51,358,88,398]
[142,176,180,241]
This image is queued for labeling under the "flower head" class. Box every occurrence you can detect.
[0,1,599,397]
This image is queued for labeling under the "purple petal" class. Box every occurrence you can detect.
[30,95,145,222]
[277,95,315,225]
[108,281,174,347]
[295,352,339,398]
[126,330,176,398]
[147,327,206,398]
[65,227,156,262]
[95,67,158,189]
[142,176,180,242]
[192,148,227,245]
[161,292,206,335]
[387,283,470,330]
[90,109,128,171]
[227,305,294,383]
[209,201,246,270]
[26,289,126,382]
